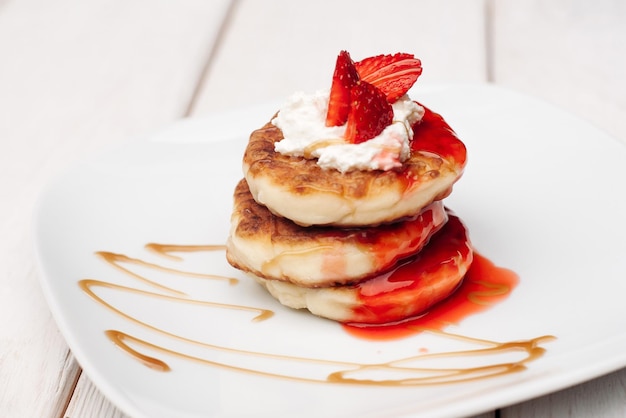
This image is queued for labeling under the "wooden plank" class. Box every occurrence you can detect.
[191,0,488,114]
[65,373,130,418]
[502,369,626,418]
[0,1,232,417]
[491,0,626,142]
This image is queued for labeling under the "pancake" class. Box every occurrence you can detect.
[243,106,467,227]
[251,211,473,324]
[226,179,448,288]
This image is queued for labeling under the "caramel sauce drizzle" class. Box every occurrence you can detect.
[328,329,553,385]
[104,326,553,386]
[79,279,273,323]
[145,243,226,261]
[95,249,237,297]
[467,281,512,306]
[80,243,555,386]
[300,126,407,160]
[303,138,346,158]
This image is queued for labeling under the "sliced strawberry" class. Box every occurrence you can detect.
[344,81,394,144]
[355,53,422,102]
[325,50,360,127]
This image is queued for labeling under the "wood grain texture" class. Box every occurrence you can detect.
[0,1,231,417]
[502,368,626,418]
[491,0,626,142]
[191,0,488,114]
[65,373,130,418]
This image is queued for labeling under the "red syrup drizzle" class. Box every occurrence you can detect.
[312,201,447,279]
[343,250,519,341]
[348,212,472,324]
[411,105,468,166]
[399,105,468,198]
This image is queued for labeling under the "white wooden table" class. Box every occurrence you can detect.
[2,1,626,416]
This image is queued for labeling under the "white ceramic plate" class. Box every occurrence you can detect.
[35,84,626,418]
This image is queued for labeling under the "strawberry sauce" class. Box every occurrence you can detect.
[315,201,448,276]
[344,212,471,326]
[343,246,519,340]
[411,106,467,166]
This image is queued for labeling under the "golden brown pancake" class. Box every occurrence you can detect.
[251,211,473,324]
[226,179,448,287]
[243,106,467,227]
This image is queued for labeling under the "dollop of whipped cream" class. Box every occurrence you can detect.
[272,90,424,173]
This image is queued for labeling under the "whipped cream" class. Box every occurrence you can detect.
[272,90,424,173]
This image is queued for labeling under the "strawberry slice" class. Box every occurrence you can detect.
[355,53,422,102]
[344,81,394,144]
[325,50,360,127]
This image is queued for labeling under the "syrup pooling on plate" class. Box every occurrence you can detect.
[80,243,554,385]
[344,253,520,340]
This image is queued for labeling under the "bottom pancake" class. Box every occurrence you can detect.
[251,211,473,324]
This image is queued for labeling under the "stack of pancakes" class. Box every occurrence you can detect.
[226,107,473,324]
